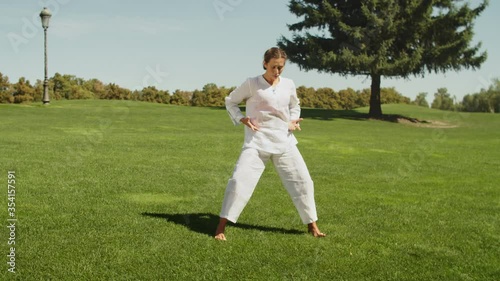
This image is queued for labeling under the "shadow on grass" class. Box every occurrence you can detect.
[209,106,423,123]
[209,106,367,121]
[300,108,368,121]
[142,212,304,237]
[297,108,427,123]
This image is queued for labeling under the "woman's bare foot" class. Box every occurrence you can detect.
[214,218,228,241]
[214,233,226,241]
[308,222,326,237]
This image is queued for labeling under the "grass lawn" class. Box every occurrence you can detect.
[1,100,499,280]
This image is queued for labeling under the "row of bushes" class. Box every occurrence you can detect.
[1,72,498,112]
[0,72,410,109]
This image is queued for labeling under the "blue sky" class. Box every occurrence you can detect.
[1,0,499,102]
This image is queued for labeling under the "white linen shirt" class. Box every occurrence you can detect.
[225,75,301,154]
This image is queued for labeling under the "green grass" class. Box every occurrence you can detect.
[1,100,499,280]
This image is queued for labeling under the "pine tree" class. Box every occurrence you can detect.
[278,0,488,116]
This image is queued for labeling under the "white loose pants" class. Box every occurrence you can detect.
[220,145,318,224]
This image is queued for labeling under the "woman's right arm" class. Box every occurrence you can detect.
[225,79,251,125]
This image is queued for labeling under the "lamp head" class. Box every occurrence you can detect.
[40,7,52,29]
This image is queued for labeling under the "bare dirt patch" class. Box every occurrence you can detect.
[396,118,458,128]
[370,114,458,128]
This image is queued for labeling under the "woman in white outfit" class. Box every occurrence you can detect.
[214,47,325,241]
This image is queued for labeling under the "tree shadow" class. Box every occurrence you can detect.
[141,212,304,237]
[300,108,431,123]
[210,106,426,124]
[209,106,368,121]
[300,108,369,121]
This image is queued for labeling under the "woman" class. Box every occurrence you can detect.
[214,47,325,241]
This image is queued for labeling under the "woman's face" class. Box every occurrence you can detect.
[263,58,286,79]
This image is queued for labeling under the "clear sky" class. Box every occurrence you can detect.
[1,0,499,103]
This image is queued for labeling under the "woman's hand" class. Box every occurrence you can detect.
[240,117,259,131]
[289,118,303,131]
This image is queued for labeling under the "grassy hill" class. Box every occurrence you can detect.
[1,100,499,280]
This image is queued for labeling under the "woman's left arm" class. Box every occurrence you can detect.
[289,80,303,131]
[289,80,301,120]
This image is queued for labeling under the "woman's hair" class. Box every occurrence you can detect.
[263,47,287,70]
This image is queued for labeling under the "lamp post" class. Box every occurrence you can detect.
[40,7,52,105]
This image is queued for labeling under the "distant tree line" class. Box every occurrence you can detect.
[461,79,500,113]
[296,86,409,110]
[411,79,500,113]
[0,72,498,113]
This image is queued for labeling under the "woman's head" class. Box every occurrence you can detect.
[263,47,287,70]
[263,47,287,79]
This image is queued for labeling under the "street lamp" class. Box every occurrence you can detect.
[40,7,52,105]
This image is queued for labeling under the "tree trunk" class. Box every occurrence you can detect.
[369,74,382,117]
